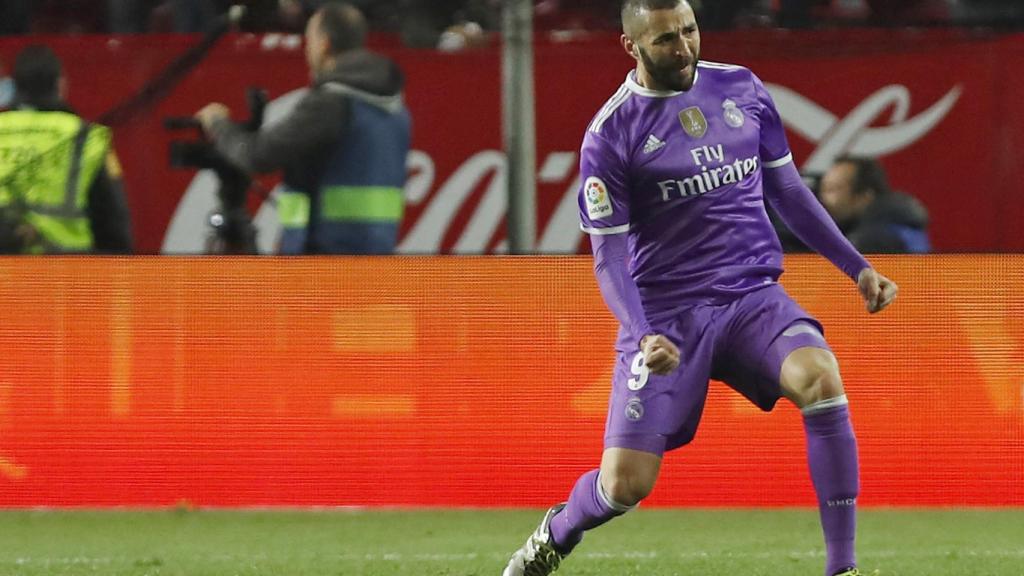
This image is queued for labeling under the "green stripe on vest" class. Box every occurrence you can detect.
[277,192,311,229]
[25,213,93,252]
[321,186,403,222]
[277,186,403,228]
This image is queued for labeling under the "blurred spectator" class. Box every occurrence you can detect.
[9,0,1024,34]
[697,0,761,29]
[776,0,952,28]
[0,0,32,35]
[862,0,951,25]
[818,156,930,254]
[398,0,483,48]
[437,21,490,52]
[108,0,216,33]
[195,2,411,254]
[240,0,317,32]
[416,0,621,49]
[776,0,830,28]
[0,45,133,254]
[0,61,13,110]
[533,0,619,32]
[955,0,1024,25]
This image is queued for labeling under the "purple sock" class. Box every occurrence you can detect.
[548,469,628,554]
[803,401,860,576]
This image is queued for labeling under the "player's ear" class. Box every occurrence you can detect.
[621,34,639,61]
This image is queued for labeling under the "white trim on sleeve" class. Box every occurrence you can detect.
[763,152,794,169]
[580,223,631,236]
[589,86,631,134]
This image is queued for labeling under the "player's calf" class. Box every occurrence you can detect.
[791,351,859,576]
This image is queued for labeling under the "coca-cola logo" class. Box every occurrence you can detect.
[163,83,960,254]
[766,83,962,174]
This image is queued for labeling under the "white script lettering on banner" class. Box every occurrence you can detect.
[766,83,962,174]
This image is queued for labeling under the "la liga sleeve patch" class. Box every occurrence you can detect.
[584,176,614,220]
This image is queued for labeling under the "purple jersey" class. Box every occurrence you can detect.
[578,62,796,317]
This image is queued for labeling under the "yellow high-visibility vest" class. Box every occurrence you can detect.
[0,110,111,253]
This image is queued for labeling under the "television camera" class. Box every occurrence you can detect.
[164,87,267,254]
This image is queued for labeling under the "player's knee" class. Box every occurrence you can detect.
[781,348,844,409]
[600,468,656,508]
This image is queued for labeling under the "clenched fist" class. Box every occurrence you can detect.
[640,334,681,375]
[857,267,899,314]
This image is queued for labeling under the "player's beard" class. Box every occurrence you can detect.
[638,46,698,92]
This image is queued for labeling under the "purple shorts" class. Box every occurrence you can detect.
[604,284,831,455]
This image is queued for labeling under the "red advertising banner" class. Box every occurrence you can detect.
[1,31,1023,254]
[0,255,1021,507]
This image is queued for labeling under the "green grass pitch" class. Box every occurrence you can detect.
[1,508,1021,575]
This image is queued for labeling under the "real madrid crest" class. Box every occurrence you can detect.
[625,398,645,422]
[722,99,745,128]
[678,106,707,139]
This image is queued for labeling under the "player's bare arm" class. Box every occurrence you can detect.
[641,334,680,374]
[857,267,898,313]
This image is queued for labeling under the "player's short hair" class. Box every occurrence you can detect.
[316,2,368,54]
[13,44,62,106]
[621,0,687,36]
[835,156,892,197]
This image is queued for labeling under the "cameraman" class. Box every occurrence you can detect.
[196,2,411,255]
[0,45,133,254]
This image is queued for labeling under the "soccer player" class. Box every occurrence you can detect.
[501,1,897,575]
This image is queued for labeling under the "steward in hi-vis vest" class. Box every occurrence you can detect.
[0,45,132,254]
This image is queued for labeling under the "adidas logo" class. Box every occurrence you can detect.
[643,134,666,154]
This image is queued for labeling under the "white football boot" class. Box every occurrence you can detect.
[502,503,567,576]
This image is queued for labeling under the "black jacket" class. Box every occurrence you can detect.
[847,192,930,254]
[774,191,930,254]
